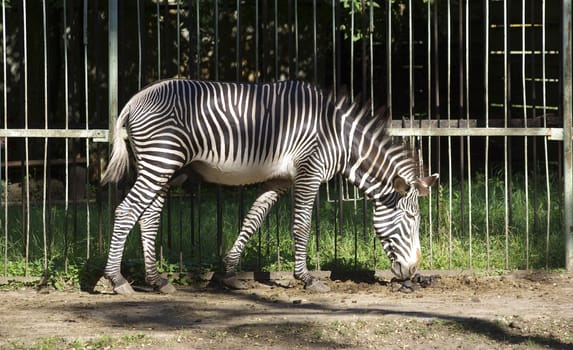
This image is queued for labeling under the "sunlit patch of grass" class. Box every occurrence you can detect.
[6,333,151,350]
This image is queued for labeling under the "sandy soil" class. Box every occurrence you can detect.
[0,271,572,349]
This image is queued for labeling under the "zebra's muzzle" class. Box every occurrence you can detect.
[389,245,421,280]
[391,260,419,280]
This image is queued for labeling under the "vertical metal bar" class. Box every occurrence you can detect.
[458,0,465,239]
[189,184,195,260]
[214,114,223,256]
[22,0,30,277]
[562,0,573,271]
[137,0,142,89]
[522,0,529,270]
[42,0,49,272]
[213,1,222,260]
[369,0,374,106]
[187,0,192,78]
[325,0,335,203]
[287,0,293,80]
[350,0,354,97]
[197,183,202,265]
[433,0,441,245]
[167,192,172,251]
[156,1,164,264]
[447,0,453,269]
[503,0,510,269]
[255,0,260,81]
[427,0,433,269]
[96,1,104,257]
[195,0,200,79]
[386,0,392,114]
[360,0,367,97]
[236,0,241,81]
[294,0,299,77]
[214,1,219,80]
[465,0,472,270]
[274,0,279,81]
[108,0,118,160]
[179,195,183,272]
[176,1,181,78]
[383,0,392,267]
[1,0,7,278]
[336,176,343,267]
[63,0,69,273]
[156,0,161,79]
[84,0,91,259]
[274,193,280,271]
[108,0,118,262]
[530,0,539,239]
[484,0,491,270]
[312,0,317,83]
[367,0,374,262]
[408,0,413,127]
[542,0,551,269]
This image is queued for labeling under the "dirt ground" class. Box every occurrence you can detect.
[0,271,572,350]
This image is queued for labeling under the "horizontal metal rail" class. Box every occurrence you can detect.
[388,127,564,140]
[0,128,565,142]
[0,129,109,142]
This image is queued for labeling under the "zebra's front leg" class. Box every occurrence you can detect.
[222,181,290,289]
[139,186,177,294]
[291,176,330,292]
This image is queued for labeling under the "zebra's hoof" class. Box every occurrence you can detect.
[114,282,135,295]
[221,274,249,290]
[304,279,330,293]
[157,282,177,294]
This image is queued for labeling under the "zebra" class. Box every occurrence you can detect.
[101,79,439,294]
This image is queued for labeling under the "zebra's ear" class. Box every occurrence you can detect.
[393,175,411,196]
[414,173,440,196]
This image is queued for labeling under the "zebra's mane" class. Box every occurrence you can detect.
[329,90,422,184]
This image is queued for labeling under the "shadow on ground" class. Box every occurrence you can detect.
[55,283,572,349]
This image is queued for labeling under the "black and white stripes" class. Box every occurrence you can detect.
[102,79,438,294]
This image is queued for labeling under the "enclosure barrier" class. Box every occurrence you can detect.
[1,0,572,282]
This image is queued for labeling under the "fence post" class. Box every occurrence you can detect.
[563,0,573,271]
[108,0,118,237]
[108,0,118,133]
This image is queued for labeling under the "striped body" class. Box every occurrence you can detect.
[102,79,438,294]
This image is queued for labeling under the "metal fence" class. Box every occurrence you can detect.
[1,0,572,280]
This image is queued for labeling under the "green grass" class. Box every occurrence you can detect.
[420,172,564,270]
[0,171,566,286]
[6,333,149,350]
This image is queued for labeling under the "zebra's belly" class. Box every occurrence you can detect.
[190,158,296,186]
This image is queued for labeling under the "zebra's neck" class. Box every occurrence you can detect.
[337,108,418,200]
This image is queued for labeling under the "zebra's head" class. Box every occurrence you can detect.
[373,173,439,280]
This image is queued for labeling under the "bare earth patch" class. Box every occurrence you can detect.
[0,272,572,349]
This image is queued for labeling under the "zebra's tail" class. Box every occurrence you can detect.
[101,105,131,185]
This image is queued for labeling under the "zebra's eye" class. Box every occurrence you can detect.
[405,208,417,217]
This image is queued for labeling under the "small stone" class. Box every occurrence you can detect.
[509,321,523,330]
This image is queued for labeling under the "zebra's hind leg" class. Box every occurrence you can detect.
[104,174,174,295]
[104,200,140,294]
[139,185,177,294]
[104,181,158,294]
[221,180,290,290]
